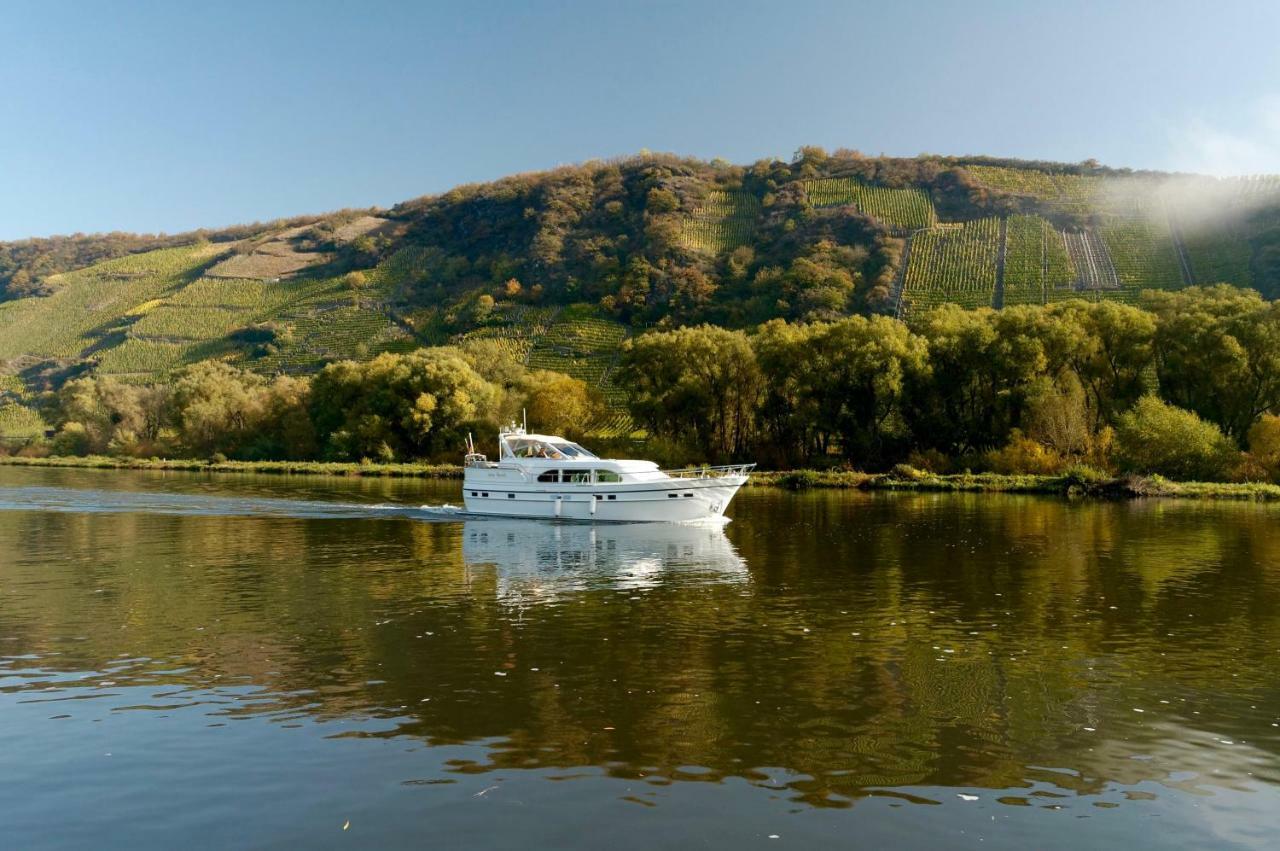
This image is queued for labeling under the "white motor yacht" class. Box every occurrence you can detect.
[463,425,753,522]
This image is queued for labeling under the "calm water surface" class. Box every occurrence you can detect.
[1,466,1278,848]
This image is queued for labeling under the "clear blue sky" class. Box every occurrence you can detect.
[3,0,1279,240]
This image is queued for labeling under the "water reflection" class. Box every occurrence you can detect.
[2,469,1280,848]
[461,519,747,603]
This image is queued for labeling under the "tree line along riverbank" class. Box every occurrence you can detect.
[3,455,1279,501]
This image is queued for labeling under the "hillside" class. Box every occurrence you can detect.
[2,149,1280,439]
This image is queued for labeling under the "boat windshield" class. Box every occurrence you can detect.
[552,441,597,459]
[502,437,599,460]
[505,438,566,459]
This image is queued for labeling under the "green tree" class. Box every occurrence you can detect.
[53,375,168,455]
[310,348,497,461]
[905,306,999,453]
[1114,395,1237,481]
[1145,287,1280,442]
[168,362,268,457]
[520,371,602,438]
[1246,414,1280,481]
[907,305,1086,454]
[752,317,926,468]
[616,325,761,459]
[1050,300,1156,428]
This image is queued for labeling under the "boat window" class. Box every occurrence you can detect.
[536,470,561,483]
[594,470,622,483]
[563,470,592,485]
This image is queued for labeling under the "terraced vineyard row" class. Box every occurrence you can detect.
[462,309,639,437]
[802,178,937,230]
[0,373,24,396]
[1060,230,1120,294]
[97,339,204,375]
[457,305,561,364]
[1223,175,1280,202]
[1179,223,1253,287]
[677,189,760,254]
[257,305,414,371]
[128,276,341,341]
[1002,215,1076,305]
[0,244,220,361]
[367,246,435,293]
[965,166,1171,217]
[1097,217,1184,291]
[964,166,1104,215]
[900,218,1000,312]
[526,322,635,434]
[0,402,46,438]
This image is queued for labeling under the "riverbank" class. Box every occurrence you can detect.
[3,454,1280,501]
[750,468,1280,500]
[0,455,461,479]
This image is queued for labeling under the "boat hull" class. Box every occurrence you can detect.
[461,475,747,522]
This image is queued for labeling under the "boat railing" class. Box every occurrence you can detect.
[662,463,756,480]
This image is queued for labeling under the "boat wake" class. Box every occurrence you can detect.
[0,485,469,522]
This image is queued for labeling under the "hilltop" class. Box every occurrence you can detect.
[2,148,1279,441]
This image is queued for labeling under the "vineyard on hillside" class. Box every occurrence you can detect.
[802,178,937,230]
[0,245,220,362]
[1097,217,1184,292]
[458,307,637,437]
[1059,229,1120,296]
[899,218,1000,313]
[1002,215,1076,305]
[457,305,560,365]
[527,313,636,436]
[0,402,46,438]
[1179,223,1254,287]
[0,373,24,396]
[964,166,1104,215]
[1,158,1277,427]
[677,189,760,254]
[253,304,414,372]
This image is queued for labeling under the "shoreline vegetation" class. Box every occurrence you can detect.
[4,454,1279,501]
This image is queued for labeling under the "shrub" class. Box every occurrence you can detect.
[777,470,820,490]
[1061,463,1111,486]
[906,448,952,474]
[1114,395,1238,481]
[51,422,92,456]
[888,463,928,481]
[985,429,1065,475]
[1246,414,1280,481]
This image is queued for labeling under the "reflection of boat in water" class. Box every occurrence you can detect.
[462,518,748,602]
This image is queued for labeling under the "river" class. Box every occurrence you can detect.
[1,466,1277,848]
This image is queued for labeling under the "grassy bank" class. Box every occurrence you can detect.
[2,455,1279,501]
[750,467,1280,500]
